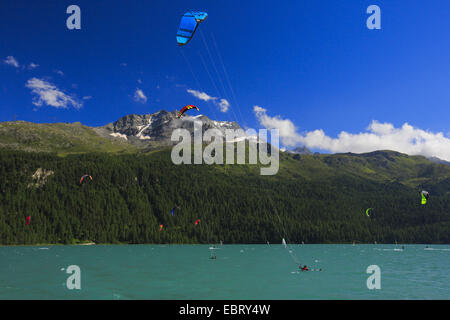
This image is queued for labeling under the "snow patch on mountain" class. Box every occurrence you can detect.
[136,117,153,140]
[100,110,245,146]
[110,132,128,140]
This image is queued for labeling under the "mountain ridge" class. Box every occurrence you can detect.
[96,110,242,147]
[1,111,449,173]
[1,112,449,245]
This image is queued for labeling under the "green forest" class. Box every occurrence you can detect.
[0,148,449,245]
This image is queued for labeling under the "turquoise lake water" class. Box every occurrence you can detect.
[0,244,449,299]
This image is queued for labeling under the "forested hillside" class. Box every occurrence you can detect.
[0,148,449,245]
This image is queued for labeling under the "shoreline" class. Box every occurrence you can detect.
[0,243,449,247]
[0,242,97,247]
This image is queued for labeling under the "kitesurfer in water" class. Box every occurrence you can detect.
[299,265,309,271]
[210,246,217,259]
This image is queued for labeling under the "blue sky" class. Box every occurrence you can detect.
[1,1,449,158]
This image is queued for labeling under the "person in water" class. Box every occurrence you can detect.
[299,265,309,271]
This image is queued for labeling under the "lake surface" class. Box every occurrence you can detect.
[0,244,449,299]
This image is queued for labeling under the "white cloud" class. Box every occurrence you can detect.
[82,96,92,100]
[218,98,230,112]
[253,105,303,146]
[134,88,147,103]
[187,89,216,102]
[301,121,450,161]
[253,106,450,161]
[187,89,230,113]
[54,69,64,76]
[25,78,82,109]
[120,63,127,67]
[28,63,39,69]
[4,56,19,68]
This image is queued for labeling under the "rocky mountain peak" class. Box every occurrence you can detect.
[97,110,243,147]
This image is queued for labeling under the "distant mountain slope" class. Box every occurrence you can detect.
[427,156,450,166]
[285,146,313,155]
[0,110,244,153]
[0,121,137,154]
[1,112,449,190]
[280,149,450,190]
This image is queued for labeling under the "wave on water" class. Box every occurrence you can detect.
[291,269,323,274]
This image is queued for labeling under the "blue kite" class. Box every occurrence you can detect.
[176,11,208,46]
